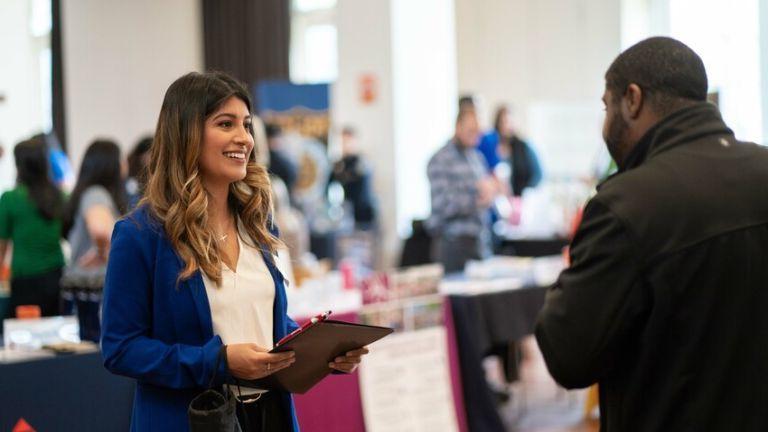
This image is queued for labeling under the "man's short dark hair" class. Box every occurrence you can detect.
[605,37,708,116]
[458,94,476,111]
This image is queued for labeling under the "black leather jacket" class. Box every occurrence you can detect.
[537,103,768,431]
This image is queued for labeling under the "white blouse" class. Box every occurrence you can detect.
[203,230,275,393]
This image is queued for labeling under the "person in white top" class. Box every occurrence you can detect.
[101,72,368,432]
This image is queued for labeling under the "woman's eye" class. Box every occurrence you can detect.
[219,121,232,128]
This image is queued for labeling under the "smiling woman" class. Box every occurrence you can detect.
[100,72,298,431]
[100,71,368,432]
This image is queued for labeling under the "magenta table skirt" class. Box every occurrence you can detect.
[292,311,366,431]
[292,305,468,432]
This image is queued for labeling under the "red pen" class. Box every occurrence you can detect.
[276,310,332,347]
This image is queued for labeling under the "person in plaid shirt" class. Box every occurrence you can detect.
[427,109,498,273]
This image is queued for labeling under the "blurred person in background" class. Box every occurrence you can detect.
[536,37,768,431]
[257,116,309,286]
[0,136,65,317]
[266,123,298,194]
[39,132,75,192]
[478,105,542,197]
[126,135,153,209]
[271,175,309,285]
[101,72,367,431]
[252,115,270,167]
[328,126,377,229]
[61,139,127,341]
[427,109,498,273]
[63,139,127,273]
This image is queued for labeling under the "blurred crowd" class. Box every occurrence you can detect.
[0,92,595,329]
[0,117,384,326]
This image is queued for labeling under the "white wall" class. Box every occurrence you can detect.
[455,0,622,177]
[334,0,457,267]
[669,0,763,143]
[333,0,396,266]
[0,0,47,191]
[62,0,203,171]
[391,0,457,236]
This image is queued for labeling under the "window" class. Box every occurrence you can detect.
[294,0,336,13]
[31,0,52,132]
[669,0,763,143]
[0,0,53,191]
[290,0,338,83]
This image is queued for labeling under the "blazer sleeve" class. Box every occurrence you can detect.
[101,218,229,389]
[535,199,648,389]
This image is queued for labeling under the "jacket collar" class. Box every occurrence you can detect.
[171,235,287,342]
[620,102,733,172]
[156,238,215,341]
[144,205,288,342]
[185,273,215,340]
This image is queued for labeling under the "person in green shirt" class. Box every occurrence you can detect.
[0,136,65,317]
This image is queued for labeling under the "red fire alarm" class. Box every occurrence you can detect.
[359,73,378,104]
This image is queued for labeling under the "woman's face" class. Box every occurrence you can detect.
[498,111,513,137]
[198,96,254,189]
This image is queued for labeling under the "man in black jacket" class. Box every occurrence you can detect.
[536,37,768,431]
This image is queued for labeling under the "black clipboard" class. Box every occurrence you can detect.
[247,319,393,394]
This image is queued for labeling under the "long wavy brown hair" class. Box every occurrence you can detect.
[142,71,280,285]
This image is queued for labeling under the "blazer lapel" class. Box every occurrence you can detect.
[260,248,288,342]
[186,273,214,340]
[159,237,214,340]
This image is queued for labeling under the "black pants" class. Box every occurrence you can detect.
[9,268,62,318]
[235,391,291,432]
[432,235,482,274]
[487,341,521,382]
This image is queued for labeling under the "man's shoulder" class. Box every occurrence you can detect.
[428,142,456,166]
[598,138,768,206]
[590,160,687,241]
[594,165,656,204]
[593,139,768,260]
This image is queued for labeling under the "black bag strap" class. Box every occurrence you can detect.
[211,345,256,432]
[208,345,227,389]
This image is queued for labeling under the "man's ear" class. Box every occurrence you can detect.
[622,83,644,120]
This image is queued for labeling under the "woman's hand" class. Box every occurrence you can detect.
[329,347,370,374]
[226,343,295,380]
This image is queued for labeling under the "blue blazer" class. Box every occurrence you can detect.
[101,206,300,431]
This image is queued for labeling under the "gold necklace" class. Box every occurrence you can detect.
[215,217,235,243]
